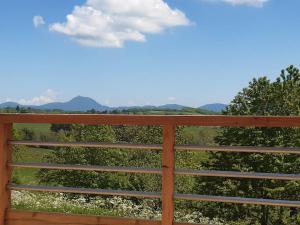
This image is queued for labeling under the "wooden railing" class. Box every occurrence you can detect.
[1,114,300,225]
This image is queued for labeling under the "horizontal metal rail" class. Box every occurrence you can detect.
[11,141,300,154]
[10,185,161,199]
[175,193,300,208]
[10,185,300,208]
[10,140,162,150]
[176,169,300,181]
[10,163,162,174]
[10,163,300,181]
[176,145,300,154]
[9,141,300,154]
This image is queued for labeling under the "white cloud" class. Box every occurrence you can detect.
[3,98,12,103]
[49,0,191,48]
[17,89,58,106]
[168,96,176,101]
[205,0,268,7]
[33,15,45,28]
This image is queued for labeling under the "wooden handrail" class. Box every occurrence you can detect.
[2,114,300,225]
[2,113,300,127]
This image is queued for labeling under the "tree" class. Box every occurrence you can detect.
[20,128,35,140]
[39,124,196,200]
[50,124,71,133]
[195,66,300,225]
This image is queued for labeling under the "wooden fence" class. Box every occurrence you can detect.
[1,114,300,225]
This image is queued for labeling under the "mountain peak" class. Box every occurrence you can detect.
[158,104,186,110]
[70,96,98,103]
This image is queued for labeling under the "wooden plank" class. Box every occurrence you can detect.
[6,210,206,225]
[162,125,175,225]
[6,210,161,225]
[176,145,300,154]
[10,185,161,199]
[10,140,162,150]
[176,169,300,181]
[175,194,300,208]
[2,114,300,127]
[10,163,162,174]
[0,123,12,225]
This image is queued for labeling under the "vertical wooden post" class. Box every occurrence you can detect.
[0,123,12,225]
[162,125,175,225]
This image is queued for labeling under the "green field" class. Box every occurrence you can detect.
[183,126,219,145]
[13,147,54,185]
[14,123,51,135]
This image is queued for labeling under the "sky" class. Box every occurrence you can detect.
[1,0,300,107]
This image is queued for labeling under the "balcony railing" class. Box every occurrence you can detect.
[1,114,300,225]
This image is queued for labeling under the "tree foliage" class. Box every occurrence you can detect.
[39,124,196,197]
[196,66,300,225]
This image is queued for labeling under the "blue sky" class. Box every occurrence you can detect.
[1,0,300,107]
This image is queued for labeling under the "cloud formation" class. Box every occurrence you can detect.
[49,0,190,48]
[207,0,268,7]
[18,89,58,105]
[33,15,45,28]
[168,97,176,101]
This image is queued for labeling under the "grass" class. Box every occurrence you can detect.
[14,123,51,134]
[183,126,219,145]
[13,123,57,141]
[13,147,54,185]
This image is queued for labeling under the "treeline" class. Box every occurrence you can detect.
[1,106,215,115]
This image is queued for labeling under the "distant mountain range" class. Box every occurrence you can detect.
[199,103,227,112]
[0,96,227,112]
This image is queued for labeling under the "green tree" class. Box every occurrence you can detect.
[195,66,300,225]
[39,124,197,198]
[50,124,71,133]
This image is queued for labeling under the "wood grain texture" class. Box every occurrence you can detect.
[0,123,12,225]
[6,210,205,225]
[6,210,161,225]
[2,113,300,127]
[162,125,175,225]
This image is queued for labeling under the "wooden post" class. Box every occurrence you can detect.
[162,125,175,225]
[0,123,12,225]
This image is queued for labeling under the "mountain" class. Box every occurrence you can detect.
[37,96,111,112]
[158,104,187,110]
[0,102,22,108]
[199,103,227,112]
[0,96,227,113]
